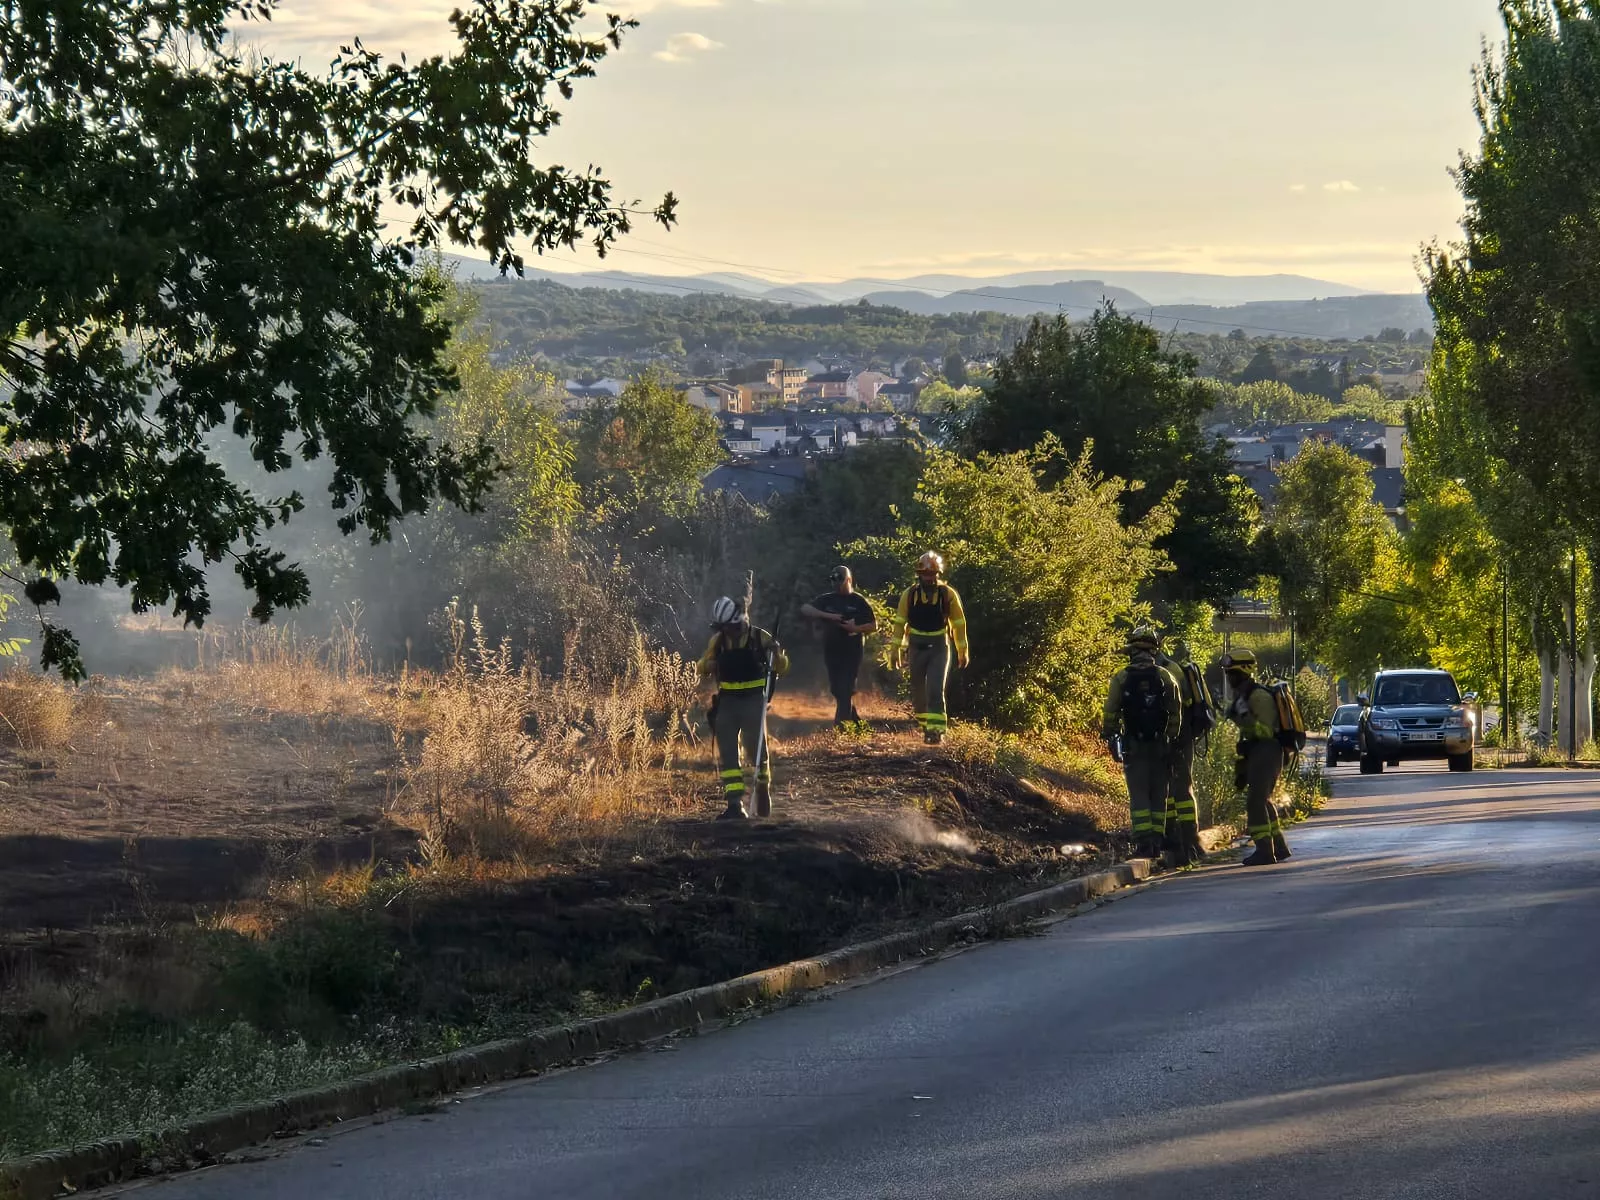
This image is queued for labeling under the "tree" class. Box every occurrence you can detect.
[1239,348,1279,384]
[1337,385,1405,425]
[942,352,970,388]
[901,357,927,379]
[574,374,724,523]
[850,438,1173,732]
[958,310,1259,607]
[916,380,982,414]
[0,0,674,676]
[1262,442,1397,660]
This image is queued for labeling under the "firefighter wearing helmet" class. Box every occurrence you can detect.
[697,596,789,819]
[1220,649,1291,866]
[891,551,968,744]
[1101,625,1182,861]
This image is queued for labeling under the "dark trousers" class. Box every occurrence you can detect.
[824,641,864,723]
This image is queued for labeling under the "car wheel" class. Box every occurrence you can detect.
[1448,752,1474,772]
[1360,755,1383,775]
[1325,751,1337,768]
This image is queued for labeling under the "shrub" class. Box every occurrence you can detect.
[0,668,78,752]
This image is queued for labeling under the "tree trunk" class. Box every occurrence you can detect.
[1578,642,1598,752]
[1559,644,1575,754]
[1539,649,1557,746]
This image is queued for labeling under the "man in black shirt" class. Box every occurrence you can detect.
[801,565,878,727]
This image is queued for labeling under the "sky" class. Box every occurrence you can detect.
[256,0,1507,293]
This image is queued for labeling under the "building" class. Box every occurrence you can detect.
[805,370,854,402]
[702,457,812,506]
[879,380,922,412]
[735,381,783,412]
[852,370,896,407]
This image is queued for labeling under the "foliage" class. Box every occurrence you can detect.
[942,352,970,387]
[574,373,725,524]
[1339,385,1406,425]
[850,438,1173,732]
[1261,442,1397,659]
[0,0,672,677]
[1422,0,1600,546]
[1294,667,1336,728]
[916,380,984,414]
[957,309,1260,607]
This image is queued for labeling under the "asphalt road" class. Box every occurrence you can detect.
[129,762,1600,1200]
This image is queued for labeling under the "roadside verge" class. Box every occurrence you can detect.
[0,858,1164,1200]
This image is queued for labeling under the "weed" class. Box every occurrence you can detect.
[0,668,79,753]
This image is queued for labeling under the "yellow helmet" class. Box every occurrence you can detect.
[916,551,945,576]
[1220,649,1257,673]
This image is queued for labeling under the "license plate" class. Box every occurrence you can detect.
[1404,731,1442,742]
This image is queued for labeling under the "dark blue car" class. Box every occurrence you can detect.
[1325,703,1362,766]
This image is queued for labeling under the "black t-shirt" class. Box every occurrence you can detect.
[810,591,875,650]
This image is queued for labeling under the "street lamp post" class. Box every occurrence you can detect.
[1570,544,1579,762]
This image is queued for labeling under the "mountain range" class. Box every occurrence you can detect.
[445,256,1433,338]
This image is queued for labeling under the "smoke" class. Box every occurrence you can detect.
[892,810,977,856]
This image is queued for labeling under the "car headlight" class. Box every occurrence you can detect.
[1370,718,1398,730]
[1446,708,1467,728]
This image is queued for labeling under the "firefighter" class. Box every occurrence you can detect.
[1220,650,1292,866]
[800,565,878,728]
[1103,626,1182,860]
[698,596,790,819]
[892,551,969,744]
[1159,637,1215,866]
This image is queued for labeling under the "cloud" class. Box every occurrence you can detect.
[1323,180,1362,193]
[653,31,724,61]
[1288,183,1307,193]
[626,0,726,10]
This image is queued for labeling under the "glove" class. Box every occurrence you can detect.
[956,653,969,670]
[1106,736,1125,764]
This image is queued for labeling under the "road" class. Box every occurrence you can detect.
[129,764,1600,1199]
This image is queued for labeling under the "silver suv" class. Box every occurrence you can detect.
[1357,669,1476,774]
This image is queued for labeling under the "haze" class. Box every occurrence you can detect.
[262,0,1503,293]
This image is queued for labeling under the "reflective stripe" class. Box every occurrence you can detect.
[720,769,745,779]
[908,628,947,638]
[1248,824,1271,838]
[724,781,746,794]
[719,679,766,691]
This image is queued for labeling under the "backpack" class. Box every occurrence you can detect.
[1120,663,1172,743]
[1180,661,1217,738]
[1267,679,1308,752]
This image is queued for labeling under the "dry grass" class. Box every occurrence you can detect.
[390,601,703,860]
[0,667,82,754]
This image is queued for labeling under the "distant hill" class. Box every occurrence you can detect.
[1140,294,1435,339]
[859,281,1151,317]
[445,255,1382,309]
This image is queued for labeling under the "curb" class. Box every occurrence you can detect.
[0,859,1156,1200]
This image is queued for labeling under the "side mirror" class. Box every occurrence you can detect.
[1463,692,1478,703]
[1357,693,1370,707]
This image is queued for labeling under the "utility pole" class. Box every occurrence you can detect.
[1502,563,1512,748]
[1570,544,1579,762]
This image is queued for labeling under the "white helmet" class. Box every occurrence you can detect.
[710,596,743,627]
[916,550,945,576]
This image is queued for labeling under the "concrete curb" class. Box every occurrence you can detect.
[0,859,1156,1200]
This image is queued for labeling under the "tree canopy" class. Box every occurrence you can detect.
[0,0,673,676]
[956,310,1259,608]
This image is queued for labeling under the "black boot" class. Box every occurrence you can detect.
[1241,838,1277,867]
[1272,833,1292,861]
[716,800,748,821]
[754,780,772,818]
[1182,826,1205,866]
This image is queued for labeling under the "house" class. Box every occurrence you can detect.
[726,360,782,386]
[769,365,808,406]
[748,421,792,453]
[805,370,854,402]
[879,380,922,412]
[852,370,896,407]
[702,457,812,506]
[683,383,744,414]
[735,381,783,411]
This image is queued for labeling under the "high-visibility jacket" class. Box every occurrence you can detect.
[1227,679,1280,743]
[893,581,969,660]
[697,627,789,691]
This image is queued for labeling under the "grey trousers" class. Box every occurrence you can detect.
[715,689,771,807]
[909,640,950,734]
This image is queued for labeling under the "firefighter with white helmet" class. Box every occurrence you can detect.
[698,596,789,819]
[891,551,969,744]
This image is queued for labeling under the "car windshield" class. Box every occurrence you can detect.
[1373,675,1460,706]
[1332,705,1361,725]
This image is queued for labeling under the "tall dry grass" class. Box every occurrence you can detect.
[392,600,702,860]
[0,668,81,754]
